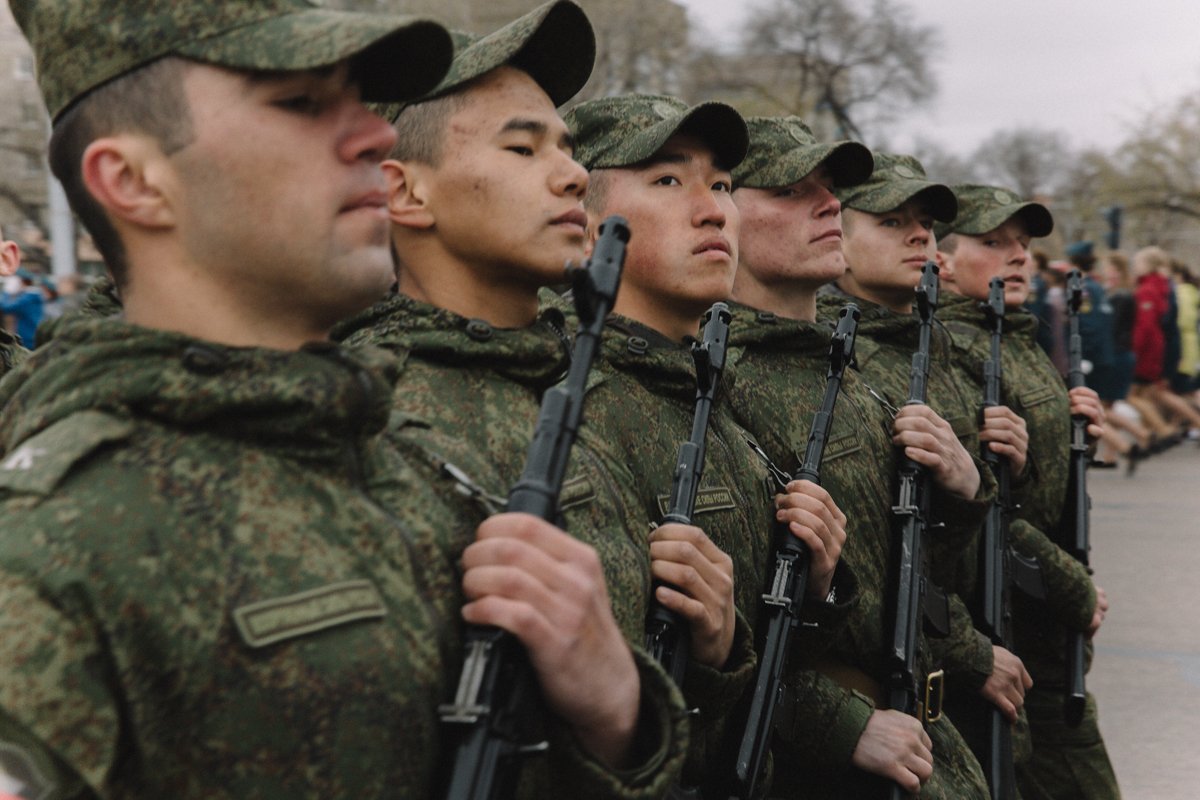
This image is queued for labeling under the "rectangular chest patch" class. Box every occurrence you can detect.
[234,580,386,649]
[656,486,737,517]
[558,475,596,513]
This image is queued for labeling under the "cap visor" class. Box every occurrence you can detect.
[676,103,749,170]
[823,141,874,187]
[510,1,596,106]
[177,11,452,102]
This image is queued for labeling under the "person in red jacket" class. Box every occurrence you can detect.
[1132,246,1171,384]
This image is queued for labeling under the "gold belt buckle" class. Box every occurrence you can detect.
[922,669,945,723]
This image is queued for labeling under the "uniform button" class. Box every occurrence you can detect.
[181,345,229,374]
[756,311,776,323]
[627,336,648,355]
[465,319,494,341]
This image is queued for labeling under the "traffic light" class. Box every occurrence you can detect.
[1103,205,1123,250]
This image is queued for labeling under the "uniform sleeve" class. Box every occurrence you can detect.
[0,571,119,798]
[929,594,994,693]
[679,610,756,786]
[793,560,861,654]
[772,669,874,775]
[1007,518,1096,633]
[544,646,689,800]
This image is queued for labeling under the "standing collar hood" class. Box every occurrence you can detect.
[0,317,399,457]
[725,300,835,354]
[332,292,571,387]
[937,290,1038,337]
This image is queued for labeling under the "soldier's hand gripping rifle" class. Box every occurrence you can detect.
[885,262,950,800]
[729,304,860,799]
[1062,270,1091,728]
[645,302,733,687]
[440,216,630,800]
[976,278,1045,799]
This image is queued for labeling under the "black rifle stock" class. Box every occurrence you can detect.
[885,262,947,800]
[974,278,1045,799]
[645,302,733,687]
[1063,270,1091,728]
[440,216,630,800]
[729,304,861,799]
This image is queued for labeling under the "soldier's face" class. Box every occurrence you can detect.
[841,200,936,303]
[733,164,844,287]
[942,218,1033,307]
[165,62,398,333]
[589,135,738,338]
[415,67,589,285]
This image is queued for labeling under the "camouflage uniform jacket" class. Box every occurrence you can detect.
[938,293,1096,682]
[817,289,998,693]
[0,316,452,799]
[579,313,860,786]
[33,275,123,348]
[0,327,26,377]
[725,302,988,799]
[333,292,690,798]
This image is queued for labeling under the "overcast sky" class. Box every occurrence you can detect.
[679,0,1200,156]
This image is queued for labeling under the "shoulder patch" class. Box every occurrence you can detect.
[0,411,134,496]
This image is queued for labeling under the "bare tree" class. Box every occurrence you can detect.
[703,0,937,139]
[969,127,1071,199]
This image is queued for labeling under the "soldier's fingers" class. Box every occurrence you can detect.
[475,512,598,569]
[649,537,733,581]
[651,524,731,568]
[650,560,727,610]
[462,593,557,652]
[653,585,717,632]
[462,535,574,593]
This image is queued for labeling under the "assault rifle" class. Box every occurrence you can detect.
[885,262,949,800]
[440,216,630,800]
[730,304,861,799]
[645,302,733,687]
[1063,270,1091,728]
[974,277,1045,798]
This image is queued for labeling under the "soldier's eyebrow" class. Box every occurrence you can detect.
[635,151,691,169]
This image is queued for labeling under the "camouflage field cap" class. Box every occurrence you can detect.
[733,116,873,190]
[565,94,748,171]
[12,0,454,121]
[934,184,1054,240]
[374,1,594,122]
[836,153,957,222]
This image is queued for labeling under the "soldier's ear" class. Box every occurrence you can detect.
[383,159,434,230]
[934,249,953,279]
[81,134,176,230]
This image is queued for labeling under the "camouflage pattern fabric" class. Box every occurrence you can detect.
[34,275,124,348]
[0,328,26,377]
[1014,691,1120,800]
[0,316,452,799]
[933,184,1052,242]
[333,291,690,798]
[376,0,595,122]
[730,116,872,190]
[10,0,452,121]
[938,292,1119,800]
[834,152,957,223]
[725,301,988,799]
[573,311,863,788]
[565,94,748,171]
[817,288,999,690]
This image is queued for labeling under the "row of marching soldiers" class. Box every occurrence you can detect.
[0,1,1118,799]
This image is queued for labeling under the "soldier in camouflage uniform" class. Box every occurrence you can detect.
[0,224,29,373]
[565,95,862,792]
[0,2,685,798]
[934,185,1119,800]
[727,120,991,798]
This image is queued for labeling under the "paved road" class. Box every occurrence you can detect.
[1086,443,1200,799]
